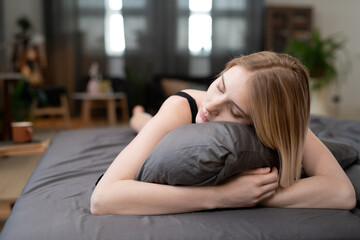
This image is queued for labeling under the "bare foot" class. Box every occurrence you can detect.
[130,105,152,132]
[132,105,145,115]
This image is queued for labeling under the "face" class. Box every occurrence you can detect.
[196,66,253,125]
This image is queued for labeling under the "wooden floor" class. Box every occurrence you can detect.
[0,116,129,233]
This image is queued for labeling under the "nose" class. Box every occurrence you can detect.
[205,96,227,116]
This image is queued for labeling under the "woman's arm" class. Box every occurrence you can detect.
[91,167,278,215]
[261,129,356,210]
[90,95,279,215]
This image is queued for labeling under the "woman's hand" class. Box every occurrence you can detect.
[259,130,356,210]
[215,167,279,208]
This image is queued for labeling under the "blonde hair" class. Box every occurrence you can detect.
[222,51,310,187]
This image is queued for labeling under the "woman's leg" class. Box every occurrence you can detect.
[129,105,153,132]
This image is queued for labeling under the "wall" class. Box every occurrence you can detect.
[3,0,360,119]
[0,0,4,70]
[4,0,43,38]
[2,0,43,71]
[266,0,360,120]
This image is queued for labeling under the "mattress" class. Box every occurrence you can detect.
[1,115,360,240]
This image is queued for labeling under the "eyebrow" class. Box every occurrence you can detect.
[221,75,249,118]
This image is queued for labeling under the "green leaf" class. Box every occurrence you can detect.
[285,28,347,91]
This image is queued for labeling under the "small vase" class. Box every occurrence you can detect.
[87,78,100,95]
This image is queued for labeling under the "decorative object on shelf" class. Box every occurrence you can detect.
[285,29,348,115]
[87,62,101,95]
[265,7,312,53]
[17,16,32,34]
[11,121,33,143]
[11,78,35,121]
[10,16,48,122]
[12,16,47,87]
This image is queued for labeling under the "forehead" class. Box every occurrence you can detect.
[223,66,252,114]
[223,66,252,89]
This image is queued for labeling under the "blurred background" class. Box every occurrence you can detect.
[1,0,360,133]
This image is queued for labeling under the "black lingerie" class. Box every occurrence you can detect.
[174,91,198,124]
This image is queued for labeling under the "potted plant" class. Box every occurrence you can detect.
[11,16,36,121]
[285,29,348,115]
[11,77,36,121]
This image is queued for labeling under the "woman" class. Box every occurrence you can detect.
[91,51,355,215]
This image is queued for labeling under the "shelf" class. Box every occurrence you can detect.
[265,6,312,52]
[0,139,50,157]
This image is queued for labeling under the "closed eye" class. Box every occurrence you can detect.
[216,76,225,93]
[232,112,241,119]
[229,106,242,119]
[216,83,224,93]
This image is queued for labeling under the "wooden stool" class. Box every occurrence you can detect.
[32,87,71,128]
[74,92,129,126]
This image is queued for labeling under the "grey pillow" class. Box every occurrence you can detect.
[136,121,279,186]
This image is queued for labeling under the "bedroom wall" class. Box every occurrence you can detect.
[2,0,360,120]
[266,0,360,120]
[2,0,44,71]
[3,0,43,38]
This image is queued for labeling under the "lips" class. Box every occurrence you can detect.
[200,109,209,122]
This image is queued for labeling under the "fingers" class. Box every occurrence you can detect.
[261,181,278,194]
[256,169,280,203]
[271,167,278,174]
[258,189,276,202]
[249,180,278,206]
[242,167,271,175]
[219,167,280,208]
[240,167,279,187]
[264,167,279,183]
[243,166,278,176]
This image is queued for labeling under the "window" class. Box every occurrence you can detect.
[212,0,247,53]
[105,0,126,56]
[188,0,212,56]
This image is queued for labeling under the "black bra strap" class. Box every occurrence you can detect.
[174,92,198,123]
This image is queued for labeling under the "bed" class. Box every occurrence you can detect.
[1,115,360,240]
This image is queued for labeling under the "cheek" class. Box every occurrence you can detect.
[203,85,218,102]
[201,93,212,106]
[195,113,202,124]
[207,82,218,93]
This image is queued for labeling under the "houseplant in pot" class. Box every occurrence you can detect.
[11,77,36,121]
[285,29,347,115]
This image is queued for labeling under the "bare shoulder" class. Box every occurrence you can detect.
[143,89,206,133]
[154,93,196,127]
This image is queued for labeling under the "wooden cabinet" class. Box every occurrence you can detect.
[265,7,312,52]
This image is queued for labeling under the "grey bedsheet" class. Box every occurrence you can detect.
[1,115,360,240]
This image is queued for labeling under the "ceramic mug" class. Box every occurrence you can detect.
[11,122,33,143]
